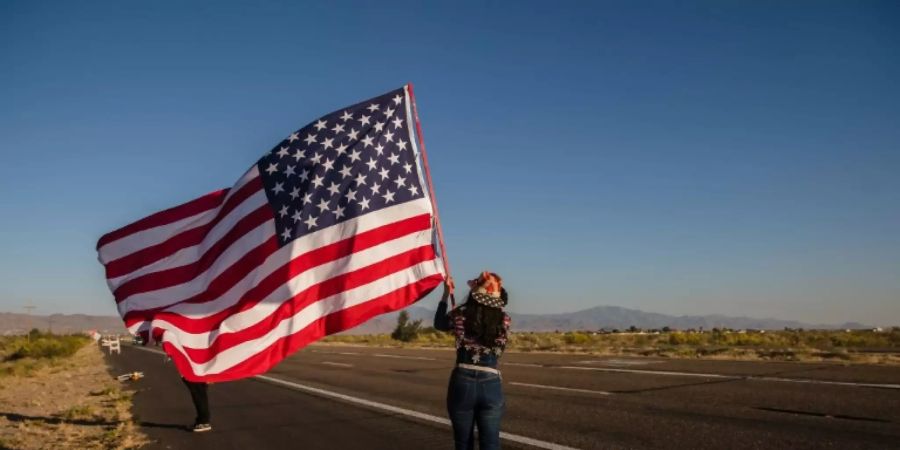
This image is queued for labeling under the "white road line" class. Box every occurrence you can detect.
[338,352,360,356]
[131,345,579,449]
[322,361,353,368]
[504,362,544,368]
[559,365,900,390]
[511,382,612,396]
[257,374,580,450]
[560,366,734,379]
[373,353,437,361]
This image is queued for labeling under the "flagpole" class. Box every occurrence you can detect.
[406,83,455,306]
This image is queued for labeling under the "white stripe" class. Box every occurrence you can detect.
[148,230,437,346]
[158,259,442,375]
[510,382,612,396]
[117,219,277,316]
[119,197,433,317]
[98,167,259,262]
[108,189,270,291]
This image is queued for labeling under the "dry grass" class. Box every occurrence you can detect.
[0,338,148,449]
[320,328,900,364]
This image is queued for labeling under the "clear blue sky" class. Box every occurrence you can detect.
[1,1,898,326]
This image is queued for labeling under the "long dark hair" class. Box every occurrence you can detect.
[463,289,508,347]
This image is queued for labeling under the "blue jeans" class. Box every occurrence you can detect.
[446,367,504,450]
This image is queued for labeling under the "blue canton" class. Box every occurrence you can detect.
[256,88,426,245]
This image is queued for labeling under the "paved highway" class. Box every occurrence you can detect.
[109,344,900,449]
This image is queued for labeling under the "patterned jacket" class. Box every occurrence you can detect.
[434,301,511,367]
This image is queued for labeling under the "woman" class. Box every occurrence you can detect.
[434,272,511,450]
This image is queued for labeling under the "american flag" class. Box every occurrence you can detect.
[96,86,446,382]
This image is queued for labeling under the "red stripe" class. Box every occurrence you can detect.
[176,244,436,363]
[168,274,444,382]
[97,189,229,250]
[113,204,273,302]
[103,177,263,279]
[122,213,433,330]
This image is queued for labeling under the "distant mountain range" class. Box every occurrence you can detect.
[0,312,126,335]
[0,305,870,336]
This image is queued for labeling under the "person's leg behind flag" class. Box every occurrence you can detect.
[181,378,211,432]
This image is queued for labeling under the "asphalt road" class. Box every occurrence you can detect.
[107,344,900,449]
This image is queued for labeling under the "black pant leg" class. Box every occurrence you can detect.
[181,378,210,423]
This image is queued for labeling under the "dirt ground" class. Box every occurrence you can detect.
[0,343,147,449]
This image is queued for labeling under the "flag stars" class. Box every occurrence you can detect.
[354,173,367,186]
[338,165,353,179]
[316,198,331,213]
[314,120,327,131]
[326,182,341,196]
[340,110,353,122]
[359,197,371,210]
[365,158,378,171]
[392,175,406,188]
[358,114,371,126]
[402,162,413,174]
[293,149,306,161]
[311,174,324,188]
[378,168,390,180]
[347,128,360,141]
[397,139,408,150]
[265,162,278,174]
[392,117,404,129]
[382,190,396,203]
[322,137,334,150]
[273,182,285,195]
[374,143,385,155]
[303,215,318,229]
[361,135,374,148]
[309,152,323,164]
[335,143,348,155]
[289,186,301,200]
[334,205,346,219]
[367,103,380,112]
[345,188,358,202]
[288,132,299,143]
[281,227,293,240]
[387,153,400,165]
[348,149,362,163]
[292,210,302,223]
[384,107,395,117]
[278,205,289,217]
[392,94,403,105]
[371,181,382,194]
[302,193,313,205]
[285,165,296,176]
[322,158,335,171]
[373,121,385,132]
[383,130,395,142]
[276,146,290,158]
[331,123,345,134]
[304,134,317,145]
[299,168,310,182]
[408,185,420,196]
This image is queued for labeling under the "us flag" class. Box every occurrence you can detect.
[97,85,446,382]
